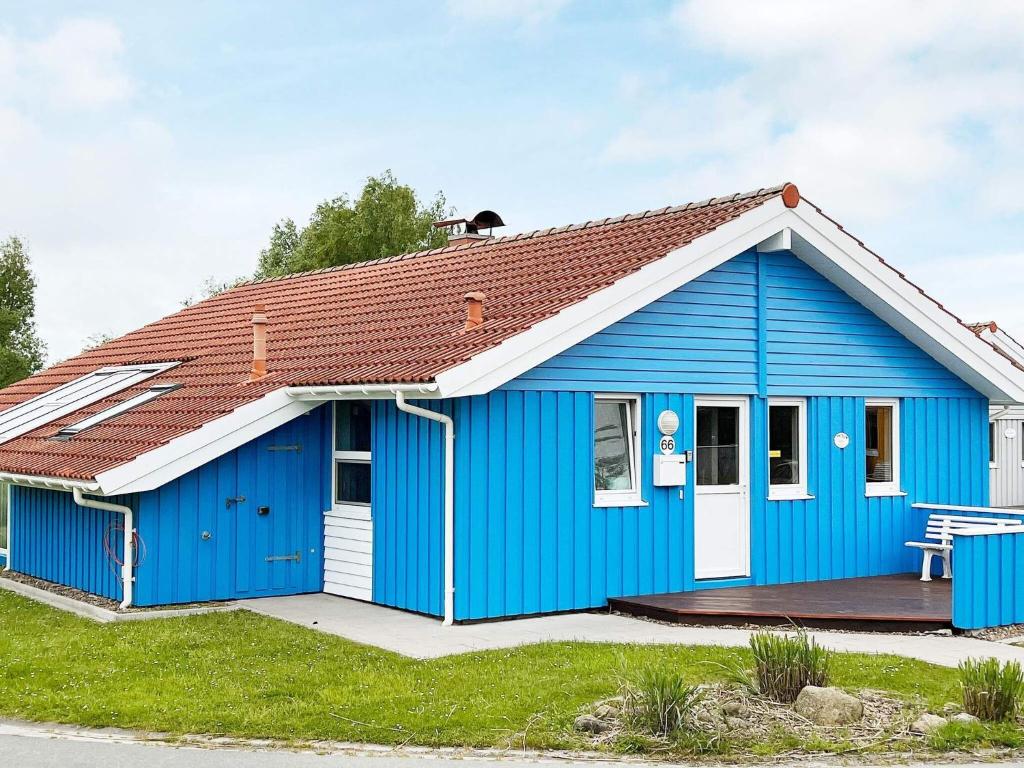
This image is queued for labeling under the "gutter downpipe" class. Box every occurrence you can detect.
[394,391,456,626]
[72,487,135,609]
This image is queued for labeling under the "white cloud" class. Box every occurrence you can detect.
[445,0,570,26]
[605,1,1024,220]
[25,19,133,108]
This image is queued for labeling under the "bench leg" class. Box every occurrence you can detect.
[920,550,934,582]
[941,550,952,579]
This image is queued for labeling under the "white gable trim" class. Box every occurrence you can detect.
[786,204,1024,404]
[17,191,1024,496]
[434,198,793,398]
[434,199,1024,403]
[93,389,318,495]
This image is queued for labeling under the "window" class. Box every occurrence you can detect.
[333,401,372,515]
[990,421,998,468]
[0,362,179,445]
[0,482,8,556]
[594,395,643,506]
[768,398,808,499]
[865,399,901,496]
[696,404,740,486]
[55,383,181,438]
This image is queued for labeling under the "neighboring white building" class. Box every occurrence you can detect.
[972,322,1024,507]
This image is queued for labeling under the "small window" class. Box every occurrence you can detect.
[768,398,807,499]
[696,404,740,486]
[990,422,998,468]
[0,362,179,445]
[865,399,900,496]
[594,395,643,505]
[56,383,181,438]
[333,401,372,514]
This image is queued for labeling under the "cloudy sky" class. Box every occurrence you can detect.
[2,0,1023,362]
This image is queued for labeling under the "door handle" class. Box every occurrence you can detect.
[225,495,246,509]
[265,551,301,563]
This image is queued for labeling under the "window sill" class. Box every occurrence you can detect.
[594,496,648,508]
[990,462,998,469]
[768,492,815,502]
[864,488,907,498]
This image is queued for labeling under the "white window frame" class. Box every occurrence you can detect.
[767,397,810,501]
[865,398,902,497]
[0,361,179,445]
[332,402,372,519]
[593,393,645,508]
[990,421,999,469]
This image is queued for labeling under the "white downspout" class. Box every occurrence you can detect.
[394,391,455,626]
[72,487,135,609]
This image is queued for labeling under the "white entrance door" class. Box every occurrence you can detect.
[694,397,750,580]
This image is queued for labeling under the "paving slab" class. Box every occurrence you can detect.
[239,593,1024,667]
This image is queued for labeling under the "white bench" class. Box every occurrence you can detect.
[906,513,1023,581]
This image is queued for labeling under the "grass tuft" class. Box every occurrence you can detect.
[742,629,831,703]
[618,663,703,737]
[959,657,1024,722]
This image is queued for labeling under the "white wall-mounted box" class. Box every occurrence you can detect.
[653,454,686,486]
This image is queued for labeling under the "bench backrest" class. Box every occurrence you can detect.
[924,513,1022,545]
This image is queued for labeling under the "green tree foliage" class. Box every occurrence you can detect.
[0,237,46,387]
[255,170,449,279]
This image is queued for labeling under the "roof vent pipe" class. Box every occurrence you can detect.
[250,304,268,381]
[464,292,485,331]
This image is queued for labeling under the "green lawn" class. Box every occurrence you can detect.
[0,591,997,753]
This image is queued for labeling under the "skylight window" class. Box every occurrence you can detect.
[56,383,181,438]
[0,362,179,445]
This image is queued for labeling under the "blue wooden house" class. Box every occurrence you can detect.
[1,183,1022,629]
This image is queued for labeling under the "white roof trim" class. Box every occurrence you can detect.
[93,389,318,495]
[15,191,1024,495]
[434,198,1024,403]
[434,198,793,398]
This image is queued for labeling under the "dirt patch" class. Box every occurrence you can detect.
[0,571,230,612]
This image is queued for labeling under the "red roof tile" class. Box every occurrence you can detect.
[0,184,809,482]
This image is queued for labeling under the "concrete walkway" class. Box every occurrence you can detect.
[240,593,1024,668]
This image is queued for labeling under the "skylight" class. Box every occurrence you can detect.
[0,362,179,445]
[56,383,181,438]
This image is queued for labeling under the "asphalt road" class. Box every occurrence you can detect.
[1,720,1021,768]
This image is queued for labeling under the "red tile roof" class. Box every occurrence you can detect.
[0,185,788,481]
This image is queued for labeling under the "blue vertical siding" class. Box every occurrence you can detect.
[952,531,1024,629]
[9,485,138,602]
[9,407,330,606]
[134,407,328,605]
[372,399,449,617]
[450,247,988,620]
[452,391,987,620]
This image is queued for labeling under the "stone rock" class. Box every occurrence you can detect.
[911,713,948,735]
[794,686,865,726]
[721,700,748,718]
[573,714,610,734]
[951,712,980,725]
[593,698,622,719]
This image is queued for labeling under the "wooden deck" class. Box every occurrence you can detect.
[608,574,952,632]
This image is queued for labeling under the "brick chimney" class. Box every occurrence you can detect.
[464,292,485,331]
[433,210,506,247]
[250,304,268,381]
